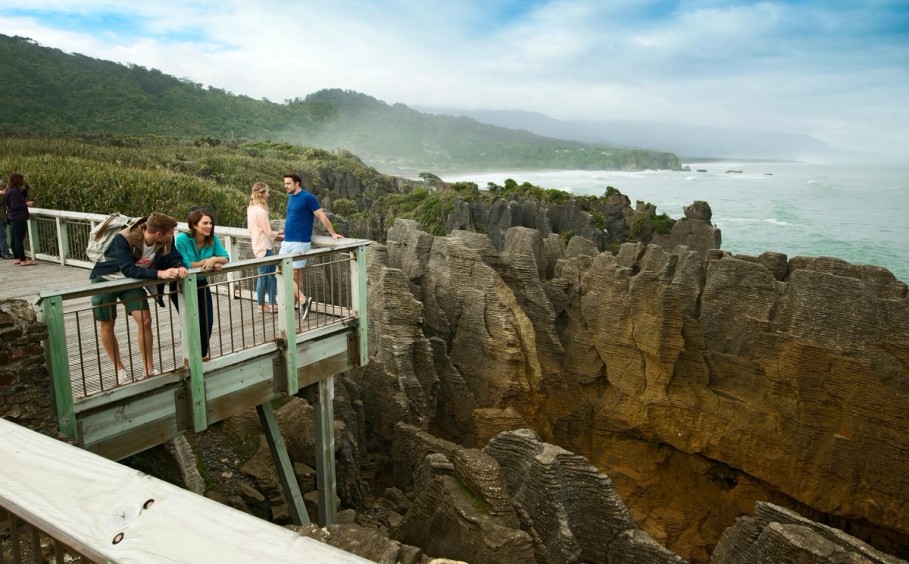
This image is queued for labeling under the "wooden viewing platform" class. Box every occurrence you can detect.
[1,208,372,560]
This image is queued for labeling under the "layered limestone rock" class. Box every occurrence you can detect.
[711,502,905,563]
[389,423,685,563]
[349,216,909,562]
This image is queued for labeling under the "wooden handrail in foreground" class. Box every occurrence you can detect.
[0,418,370,563]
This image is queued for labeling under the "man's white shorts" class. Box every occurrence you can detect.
[279,240,312,269]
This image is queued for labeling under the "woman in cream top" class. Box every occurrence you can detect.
[247,182,283,311]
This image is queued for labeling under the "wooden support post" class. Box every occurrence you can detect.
[256,402,310,525]
[222,234,239,301]
[350,246,369,367]
[313,375,338,526]
[178,275,207,433]
[26,217,39,261]
[39,295,77,438]
[276,256,298,394]
[56,216,69,265]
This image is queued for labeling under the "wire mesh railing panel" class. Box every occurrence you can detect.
[32,217,59,257]
[65,284,184,397]
[66,220,93,262]
[296,252,356,333]
[1,507,94,564]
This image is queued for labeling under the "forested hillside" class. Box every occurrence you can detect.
[0,34,679,172]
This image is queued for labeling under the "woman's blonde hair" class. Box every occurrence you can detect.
[249,182,269,209]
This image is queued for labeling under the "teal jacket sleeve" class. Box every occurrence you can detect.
[174,233,196,268]
[212,236,230,261]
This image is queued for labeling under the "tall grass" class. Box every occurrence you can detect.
[0,135,393,228]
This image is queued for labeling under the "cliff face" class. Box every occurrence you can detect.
[351,217,909,561]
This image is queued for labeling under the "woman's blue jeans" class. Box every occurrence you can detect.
[257,250,277,306]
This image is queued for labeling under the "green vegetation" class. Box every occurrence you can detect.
[2,132,665,249]
[0,34,681,173]
[0,134,392,228]
[651,213,672,235]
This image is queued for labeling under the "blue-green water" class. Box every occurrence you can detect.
[442,162,909,284]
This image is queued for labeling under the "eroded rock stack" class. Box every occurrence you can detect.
[344,212,909,562]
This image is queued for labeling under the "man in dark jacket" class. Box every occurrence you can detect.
[89,212,187,384]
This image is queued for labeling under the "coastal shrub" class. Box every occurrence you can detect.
[630,214,648,238]
[589,210,606,230]
[451,181,480,200]
[332,198,356,218]
[651,213,672,234]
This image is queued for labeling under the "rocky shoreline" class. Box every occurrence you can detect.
[5,192,908,562]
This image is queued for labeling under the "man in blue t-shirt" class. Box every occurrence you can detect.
[278,173,343,320]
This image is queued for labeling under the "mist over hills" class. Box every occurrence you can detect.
[0,34,678,173]
[415,107,868,163]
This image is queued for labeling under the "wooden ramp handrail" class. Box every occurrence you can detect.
[0,418,370,563]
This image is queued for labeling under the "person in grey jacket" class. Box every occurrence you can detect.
[89,212,187,384]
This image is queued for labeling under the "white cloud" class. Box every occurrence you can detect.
[1,0,908,157]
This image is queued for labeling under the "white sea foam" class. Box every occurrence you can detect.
[442,162,909,283]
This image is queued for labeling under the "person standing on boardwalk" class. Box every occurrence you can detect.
[279,173,342,319]
[89,212,187,384]
[0,179,13,259]
[174,207,229,360]
[4,172,36,266]
[247,182,281,312]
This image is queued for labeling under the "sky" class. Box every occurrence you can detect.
[1,0,908,159]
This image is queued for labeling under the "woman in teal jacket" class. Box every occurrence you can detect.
[175,207,229,359]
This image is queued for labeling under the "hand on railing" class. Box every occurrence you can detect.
[158,267,188,280]
[200,257,223,272]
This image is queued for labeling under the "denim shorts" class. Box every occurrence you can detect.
[279,240,312,269]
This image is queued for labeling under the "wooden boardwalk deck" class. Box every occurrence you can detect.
[0,257,88,302]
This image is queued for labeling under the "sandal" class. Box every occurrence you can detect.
[18,260,38,266]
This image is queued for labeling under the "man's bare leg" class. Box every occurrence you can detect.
[98,319,124,371]
[131,309,155,376]
[293,267,306,305]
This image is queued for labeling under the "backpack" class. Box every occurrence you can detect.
[85,213,140,263]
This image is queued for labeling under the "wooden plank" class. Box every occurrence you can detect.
[298,352,351,390]
[203,354,277,400]
[85,417,183,461]
[206,380,278,423]
[78,384,183,445]
[0,418,370,563]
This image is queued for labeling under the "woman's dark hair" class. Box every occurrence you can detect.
[7,172,25,190]
[186,208,215,248]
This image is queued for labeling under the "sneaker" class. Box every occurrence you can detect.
[117,368,130,385]
[301,297,313,321]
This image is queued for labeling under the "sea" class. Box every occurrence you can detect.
[441,162,909,285]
